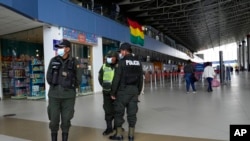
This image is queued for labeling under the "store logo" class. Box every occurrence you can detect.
[230,125,250,141]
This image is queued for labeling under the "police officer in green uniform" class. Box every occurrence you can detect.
[46,39,81,141]
[109,43,143,141]
[98,50,118,135]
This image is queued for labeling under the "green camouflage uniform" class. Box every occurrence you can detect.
[46,56,81,133]
[111,54,143,130]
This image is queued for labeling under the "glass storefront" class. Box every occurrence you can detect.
[102,38,119,57]
[0,27,44,100]
[71,43,93,95]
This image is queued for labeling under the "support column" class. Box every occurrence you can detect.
[242,40,246,70]
[238,44,242,68]
[43,25,63,100]
[247,35,250,71]
[219,51,224,84]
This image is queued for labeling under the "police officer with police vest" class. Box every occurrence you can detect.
[46,39,81,141]
[109,43,143,141]
[98,50,119,135]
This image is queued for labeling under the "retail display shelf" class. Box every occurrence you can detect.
[29,60,45,99]
[27,95,45,100]
[11,95,27,99]
[77,92,93,96]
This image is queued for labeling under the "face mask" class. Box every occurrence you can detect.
[119,53,124,59]
[57,48,65,57]
[106,57,112,64]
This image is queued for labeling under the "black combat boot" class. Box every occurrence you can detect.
[62,132,68,141]
[109,127,123,140]
[51,133,57,141]
[128,136,134,141]
[128,127,135,141]
[103,120,113,135]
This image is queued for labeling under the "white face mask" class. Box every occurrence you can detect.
[106,57,112,64]
[57,48,65,57]
[119,53,124,59]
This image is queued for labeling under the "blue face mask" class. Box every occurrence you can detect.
[119,53,124,59]
[106,57,112,64]
[57,48,65,57]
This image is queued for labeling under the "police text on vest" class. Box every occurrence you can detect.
[126,60,140,66]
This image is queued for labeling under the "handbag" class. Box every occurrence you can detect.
[190,73,198,82]
[212,78,220,87]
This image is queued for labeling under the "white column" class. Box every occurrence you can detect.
[92,37,103,93]
[43,25,63,100]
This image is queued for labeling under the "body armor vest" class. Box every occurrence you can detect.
[102,64,115,92]
[47,56,77,89]
[121,56,142,85]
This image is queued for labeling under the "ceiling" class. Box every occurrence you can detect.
[108,0,250,52]
[2,1,250,53]
[0,6,44,43]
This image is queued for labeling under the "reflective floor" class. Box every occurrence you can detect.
[1,72,249,141]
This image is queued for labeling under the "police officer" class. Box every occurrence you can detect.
[46,39,81,141]
[109,43,143,141]
[98,50,118,135]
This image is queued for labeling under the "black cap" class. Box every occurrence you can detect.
[120,42,132,53]
[55,39,71,48]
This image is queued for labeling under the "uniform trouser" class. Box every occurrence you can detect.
[103,92,114,121]
[47,97,75,133]
[114,90,138,128]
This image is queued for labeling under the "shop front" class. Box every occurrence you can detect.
[72,42,93,95]
[0,25,102,100]
[0,27,45,100]
[59,27,98,96]
[102,37,120,56]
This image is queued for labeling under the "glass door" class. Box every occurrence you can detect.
[71,43,93,95]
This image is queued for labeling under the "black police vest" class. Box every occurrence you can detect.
[121,56,142,85]
[47,56,77,88]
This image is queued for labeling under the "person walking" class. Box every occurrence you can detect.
[225,65,231,82]
[109,43,143,141]
[202,62,216,92]
[98,50,119,135]
[46,39,81,141]
[183,59,196,93]
[140,72,145,95]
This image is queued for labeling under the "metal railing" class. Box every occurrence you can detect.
[144,71,205,89]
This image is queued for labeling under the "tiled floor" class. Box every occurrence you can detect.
[1,72,249,141]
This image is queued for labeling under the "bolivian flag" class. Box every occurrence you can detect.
[127,18,144,46]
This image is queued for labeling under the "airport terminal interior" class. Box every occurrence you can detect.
[1,71,249,141]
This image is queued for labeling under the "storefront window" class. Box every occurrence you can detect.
[71,43,93,95]
[1,37,44,100]
[102,38,119,58]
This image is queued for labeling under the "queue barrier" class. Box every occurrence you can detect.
[144,71,203,88]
